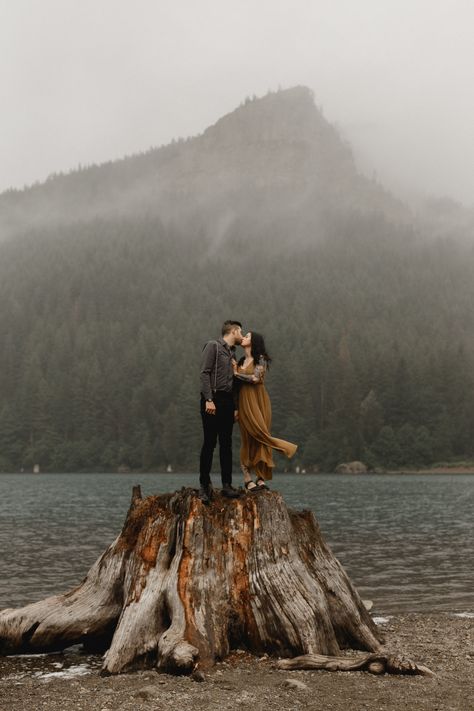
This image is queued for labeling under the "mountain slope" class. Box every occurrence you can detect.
[0,87,473,473]
[0,87,408,243]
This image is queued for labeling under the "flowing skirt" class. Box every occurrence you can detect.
[238,384,297,480]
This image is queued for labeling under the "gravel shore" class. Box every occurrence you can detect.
[0,613,472,711]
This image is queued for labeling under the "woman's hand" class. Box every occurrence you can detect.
[231,358,238,373]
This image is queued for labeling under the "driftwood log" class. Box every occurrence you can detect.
[277,652,435,677]
[0,486,384,674]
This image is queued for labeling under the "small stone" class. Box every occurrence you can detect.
[368,661,385,675]
[235,691,256,703]
[191,669,206,682]
[134,685,159,700]
[283,678,309,691]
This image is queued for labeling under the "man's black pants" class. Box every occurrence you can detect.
[199,391,234,489]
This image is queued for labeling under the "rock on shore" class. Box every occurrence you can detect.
[335,461,368,474]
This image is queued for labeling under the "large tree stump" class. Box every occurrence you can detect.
[0,486,383,674]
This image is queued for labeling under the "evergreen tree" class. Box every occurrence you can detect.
[372,426,402,468]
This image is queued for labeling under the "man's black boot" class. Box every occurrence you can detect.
[222,484,241,499]
[198,485,213,505]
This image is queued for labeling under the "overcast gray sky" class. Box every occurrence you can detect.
[1,0,473,204]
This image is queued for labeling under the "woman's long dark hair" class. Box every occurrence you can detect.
[238,331,272,368]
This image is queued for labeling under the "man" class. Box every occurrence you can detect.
[199,319,243,503]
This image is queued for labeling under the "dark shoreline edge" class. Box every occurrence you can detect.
[2,468,474,475]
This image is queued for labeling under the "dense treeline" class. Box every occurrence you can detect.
[0,210,473,473]
[1,87,473,472]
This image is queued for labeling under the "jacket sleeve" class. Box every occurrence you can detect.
[233,372,258,383]
[200,342,217,400]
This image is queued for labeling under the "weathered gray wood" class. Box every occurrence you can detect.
[0,487,383,674]
[277,652,436,677]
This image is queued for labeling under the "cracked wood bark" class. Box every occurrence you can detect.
[0,486,382,674]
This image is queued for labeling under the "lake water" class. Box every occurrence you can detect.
[0,473,472,614]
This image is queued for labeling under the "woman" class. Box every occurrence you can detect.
[233,331,297,491]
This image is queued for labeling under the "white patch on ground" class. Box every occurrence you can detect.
[34,664,92,681]
[452,612,474,619]
[6,653,49,658]
[372,616,392,624]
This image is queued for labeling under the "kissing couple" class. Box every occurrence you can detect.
[198,319,297,504]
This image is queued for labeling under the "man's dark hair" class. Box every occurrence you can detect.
[222,320,242,336]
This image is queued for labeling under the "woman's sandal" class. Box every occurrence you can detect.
[244,480,259,493]
[256,477,269,490]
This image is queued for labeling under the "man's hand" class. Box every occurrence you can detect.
[205,400,216,415]
[234,410,239,422]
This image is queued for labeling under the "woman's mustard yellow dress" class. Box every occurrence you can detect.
[236,359,297,480]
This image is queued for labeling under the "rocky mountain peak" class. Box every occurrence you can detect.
[0,86,405,241]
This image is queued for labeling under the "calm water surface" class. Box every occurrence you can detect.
[0,473,472,614]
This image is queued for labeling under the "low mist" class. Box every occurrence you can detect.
[1,0,473,206]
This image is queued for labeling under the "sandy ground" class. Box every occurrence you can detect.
[0,613,472,711]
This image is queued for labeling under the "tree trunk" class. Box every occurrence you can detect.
[0,486,383,674]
